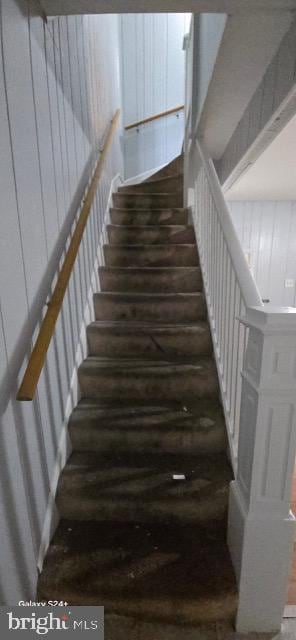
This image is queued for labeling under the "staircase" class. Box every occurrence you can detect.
[38,156,237,634]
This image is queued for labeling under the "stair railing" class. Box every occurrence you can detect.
[17,109,121,402]
[190,136,296,631]
[124,105,184,131]
[192,138,263,466]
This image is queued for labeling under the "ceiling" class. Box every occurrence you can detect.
[198,13,292,159]
[41,0,296,15]
[225,114,296,201]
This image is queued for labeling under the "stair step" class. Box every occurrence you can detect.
[69,400,226,455]
[38,517,237,624]
[113,192,183,209]
[57,450,231,523]
[98,267,202,293]
[87,322,211,358]
[107,224,195,245]
[93,292,206,323]
[78,357,219,402]
[119,173,183,194]
[104,244,199,267]
[110,208,189,226]
[145,153,183,181]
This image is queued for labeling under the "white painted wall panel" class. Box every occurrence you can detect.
[120,13,189,178]
[0,0,123,605]
[228,201,296,306]
[195,13,226,124]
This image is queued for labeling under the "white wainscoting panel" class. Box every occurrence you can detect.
[227,201,296,307]
[0,0,123,605]
[120,13,190,178]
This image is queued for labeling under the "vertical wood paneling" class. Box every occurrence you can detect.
[29,13,60,258]
[120,13,189,178]
[228,201,296,306]
[2,0,47,303]
[0,0,122,605]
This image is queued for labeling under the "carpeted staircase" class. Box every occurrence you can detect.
[38,155,237,635]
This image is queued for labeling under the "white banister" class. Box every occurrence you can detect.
[188,135,296,632]
[196,141,262,308]
[191,139,263,465]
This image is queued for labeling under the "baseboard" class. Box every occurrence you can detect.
[37,172,122,573]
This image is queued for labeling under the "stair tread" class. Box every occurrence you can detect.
[107,224,193,229]
[110,207,189,213]
[38,516,237,622]
[69,400,226,454]
[119,172,182,189]
[115,191,182,196]
[94,291,203,299]
[70,398,223,424]
[80,356,215,369]
[56,450,232,526]
[104,243,197,247]
[88,320,208,329]
[99,266,200,271]
[58,449,231,494]
[113,192,183,209]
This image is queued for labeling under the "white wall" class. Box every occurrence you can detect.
[193,13,226,128]
[120,13,189,178]
[228,201,296,306]
[0,0,122,605]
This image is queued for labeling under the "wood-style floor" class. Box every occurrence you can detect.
[287,469,296,605]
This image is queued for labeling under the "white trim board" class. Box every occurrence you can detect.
[37,173,122,573]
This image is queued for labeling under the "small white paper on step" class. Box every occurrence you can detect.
[172,474,186,480]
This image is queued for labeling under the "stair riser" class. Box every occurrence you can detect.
[78,367,219,403]
[57,493,228,524]
[98,268,202,293]
[107,226,195,245]
[110,210,188,226]
[113,193,183,209]
[104,245,199,267]
[69,422,226,456]
[119,175,183,194]
[87,327,212,358]
[93,295,206,323]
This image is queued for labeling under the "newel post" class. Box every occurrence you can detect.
[228,306,296,633]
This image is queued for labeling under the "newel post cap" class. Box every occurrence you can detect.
[240,305,296,334]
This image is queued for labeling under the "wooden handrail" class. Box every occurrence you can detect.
[17,109,121,402]
[125,105,184,130]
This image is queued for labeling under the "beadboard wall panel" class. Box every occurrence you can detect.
[228,201,296,306]
[120,13,189,178]
[0,0,122,604]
